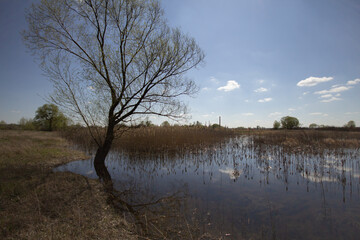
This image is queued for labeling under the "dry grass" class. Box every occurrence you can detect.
[0,130,136,240]
[252,129,360,151]
[0,130,87,166]
[114,126,237,153]
[62,127,360,157]
[2,173,135,240]
[62,125,239,155]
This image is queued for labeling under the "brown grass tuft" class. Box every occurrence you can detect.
[281,138,299,147]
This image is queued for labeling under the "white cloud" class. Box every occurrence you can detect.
[320,97,342,103]
[347,78,360,85]
[315,86,352,95]
[268,112,281,117]
[319,94,332,98]
[303,91,310,95]
[297,76,333,87]
[217,80,240,92]
[202,87,210,91]
[244,99,250,103]
[257,79,265,84]
[242,113,254,116]
[288,108,295,111]
[310,112,329,117]
[219,168,241,180]
[254,87,268,93]
[345,112,359,115]
[258,98,272,103]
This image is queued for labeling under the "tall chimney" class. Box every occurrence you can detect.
[219,116,221,126]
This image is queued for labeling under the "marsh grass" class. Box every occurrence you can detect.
[0,130,136,239]
[115,126,237,153]
[57,127,360,239]
[62,125,239,154]
[252,129,360,151]
[63,127,360,156]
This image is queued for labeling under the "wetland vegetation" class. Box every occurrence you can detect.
[56,126,360,239]
[1,127,360,239]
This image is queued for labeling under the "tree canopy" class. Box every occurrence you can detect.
[23,0,204,168]
[344,120,356,128]
[280,116,300,129]
[273,120,280,129]
[34,104,69,131]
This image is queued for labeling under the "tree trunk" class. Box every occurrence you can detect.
[93,120,115,185]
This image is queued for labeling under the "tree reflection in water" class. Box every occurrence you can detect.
[56,136,360,239]
[94,157,201,239]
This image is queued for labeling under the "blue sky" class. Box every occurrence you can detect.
[0,0,359,128]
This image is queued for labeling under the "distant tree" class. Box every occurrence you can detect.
[0,120,6,130]
[138,118,154,127]
[161,121,171,127]
[194,121,203,127]
[309,123,318,129]
[273,120,280,130]
[344,120,356,128]
[145,119,154,127]
[211,123,221,129]
[18,117,36,130]
[34,104,69,131]
[280,116,299,129]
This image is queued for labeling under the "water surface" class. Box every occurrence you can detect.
[55,136,360,239]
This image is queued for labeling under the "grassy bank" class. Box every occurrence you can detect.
[0,130,136,239]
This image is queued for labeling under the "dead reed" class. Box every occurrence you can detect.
[61,125,240,154]
[252,129,360,151]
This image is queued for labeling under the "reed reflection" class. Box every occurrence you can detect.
[55,135,360,239]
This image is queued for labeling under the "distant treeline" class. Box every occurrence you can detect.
[1,121,359,132]
[290,126,360,132]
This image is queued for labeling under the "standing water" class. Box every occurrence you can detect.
[54,136,360,239]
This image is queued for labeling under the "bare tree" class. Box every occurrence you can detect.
[23,0,204,170]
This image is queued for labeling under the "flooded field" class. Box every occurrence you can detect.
[55,135,360,239]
